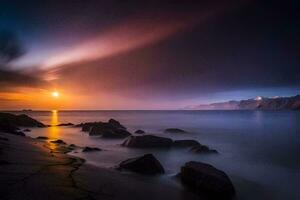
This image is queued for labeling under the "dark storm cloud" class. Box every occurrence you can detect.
[0,30,47,90]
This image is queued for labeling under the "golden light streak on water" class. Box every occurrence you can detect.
[48,110,60,143]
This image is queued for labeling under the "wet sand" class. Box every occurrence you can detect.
[0,132,199,200]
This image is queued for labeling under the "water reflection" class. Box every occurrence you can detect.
[48,110,60,139]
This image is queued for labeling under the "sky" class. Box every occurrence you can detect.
[0,0,299,110]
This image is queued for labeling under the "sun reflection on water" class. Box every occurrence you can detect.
[49,110,60,140]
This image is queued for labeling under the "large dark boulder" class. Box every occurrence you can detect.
[164,128,186,133]
[0,112,45,127]
[180,161,235,199]
[89,123,131,138]
[173,140,200,147]
[77,119,128,136]
[108,118,126,129]
[76,122,102,132]
[122,135,173,148]
[189,144,218,154]
[117,154,165,175]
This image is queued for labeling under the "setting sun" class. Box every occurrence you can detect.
[52,91,60,98]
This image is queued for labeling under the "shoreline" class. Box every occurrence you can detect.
[0,132,199,200]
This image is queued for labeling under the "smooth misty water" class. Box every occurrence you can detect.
[14,110,300,200]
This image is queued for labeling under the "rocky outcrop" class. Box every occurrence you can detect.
[108,118,126,129]
[122,135,173,148]
[82,146,101,152]
[0,122,25,136]
[77,119,131,138]
[57,123,74,126]
[189,144,218,154]
[164,128,186,133]
[0,112,45,136]
[173,140,200,147]
[89,123,131,138]
[180,161,235,199]
[117,154,165,175]
[0,112,45,127]
[134,130,145,134]
[76,122,101,132]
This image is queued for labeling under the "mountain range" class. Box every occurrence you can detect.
[185,95,300,110]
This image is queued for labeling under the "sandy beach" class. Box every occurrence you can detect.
[0,132,200,200]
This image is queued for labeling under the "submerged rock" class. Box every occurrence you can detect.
[122,135,173,148]
[117,154,165,175]
[180,161,235,199]
[189,144,218,154]
[50,139,66,145]
[173,140,200,147]
[82,146,101,152]
[134,130,145,134]
[164,128,186,133]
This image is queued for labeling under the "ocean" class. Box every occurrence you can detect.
[12,110,300,200]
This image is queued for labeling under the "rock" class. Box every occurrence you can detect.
[89,123,131,138]
[101,129,131,138]
[189,144,218,154]
[50,139,66,144]
[69,144,77,148]
[82,146,101,152]
[76,122,101,132]
[122,135,173,148]
[180,161,235,199]
[23,129,31,132]
[57,123,74,126]
[0,112,45,127]
[108,118,126,129]
[36,136,49,140]
[173,140,200,147]
[118,154,165,175]
[134,130,145,134]
[0,122,25,136]
[164,128,186,133]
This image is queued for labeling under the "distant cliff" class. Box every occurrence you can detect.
[185,95,300,110]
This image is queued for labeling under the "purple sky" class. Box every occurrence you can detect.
[0,0,299,109]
